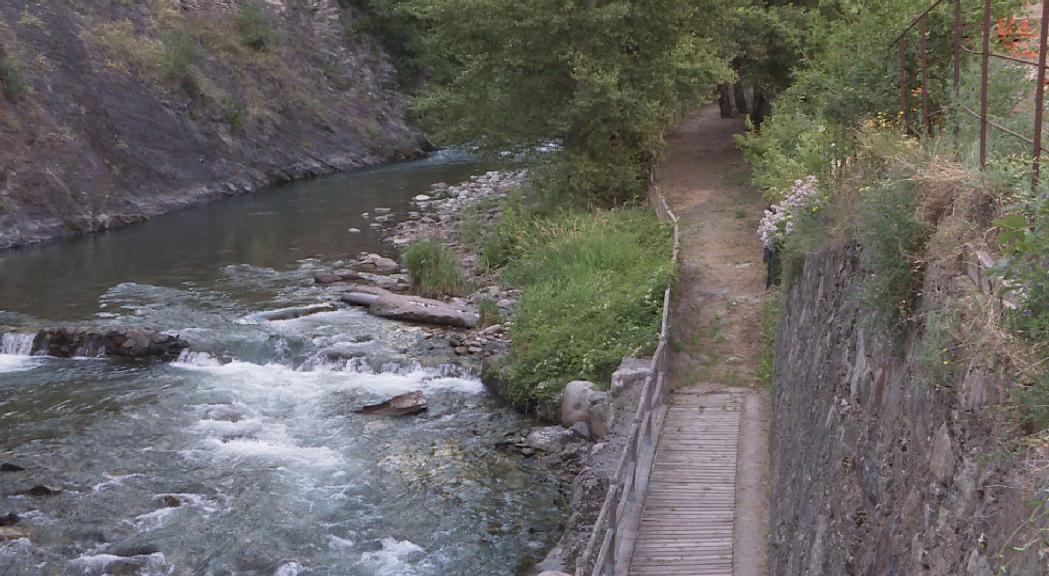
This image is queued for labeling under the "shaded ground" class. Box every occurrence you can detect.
[656,106,771,576]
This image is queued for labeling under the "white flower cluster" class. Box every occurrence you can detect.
[758,176,822,248]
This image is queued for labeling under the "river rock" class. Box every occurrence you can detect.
[561,381,612,438]
[31,327,188,360]
[0,463,25,472]
[525,426,574,453]
[355,390,427,416]
[18,485,62,497]
[314,269,363,284]
[250,303,337,322]
[0,526,26,542]
[363,293,479,328]
[611,356,652,397]
[0,513,18,526]
[360,253,400,273]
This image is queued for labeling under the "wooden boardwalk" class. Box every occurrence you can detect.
[628,390,742,576]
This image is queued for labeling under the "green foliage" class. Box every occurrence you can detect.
[163,27,203,96]
[857,179,932,335]
[994,205,1049,342]
[235,4,277,53]
[492,209,674,407]
[915,308,961,389]
[341,0,429,84]
[477,297,502,329]
[402,240,471,297]
[222,96,246,132]
[756,288,782,388]
[0,45,25,102]
[406,0,733,204]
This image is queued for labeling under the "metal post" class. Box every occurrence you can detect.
[921,14,930,133]
[980,0,992,169]
[1032,0,1049,192]
[900,36,909,132]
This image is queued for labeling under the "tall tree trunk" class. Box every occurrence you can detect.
[733,81,749,115]
[752,89,773,129]
[717,84,734,118]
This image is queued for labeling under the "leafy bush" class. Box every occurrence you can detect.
[493,209,674,407]
[235,4,277,52]
[857,179,932,335]
[994,209,1049,342]
[914,308,961,390]
[402,240,471,297]
[0,46,25,102]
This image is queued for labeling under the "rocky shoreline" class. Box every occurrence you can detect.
[307,168,656,574]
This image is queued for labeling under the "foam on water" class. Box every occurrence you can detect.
[359,538,427,576]
[0,354,40,374]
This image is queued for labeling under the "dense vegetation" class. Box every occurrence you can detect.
[739,0,1049,430]
[483,209,674,407]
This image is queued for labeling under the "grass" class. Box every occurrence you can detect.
[0,46,25,102]
[487,208,675,408]
[756,289,782,388]
[235,4,278,52]
[477,297,502,328]
[402,240,471,298]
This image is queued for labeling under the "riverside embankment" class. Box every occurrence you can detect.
[0,0,423,249]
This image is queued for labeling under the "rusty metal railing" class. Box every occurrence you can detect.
[894,0,1049,192]
[573,177,679,576]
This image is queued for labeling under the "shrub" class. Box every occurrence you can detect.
[402,240,471,297]
[235,4,277,52]
[496,209,674,407]
[0,46,26,102]
[222,96,246,131]
[857,180,932,335]
[914,308,961,390]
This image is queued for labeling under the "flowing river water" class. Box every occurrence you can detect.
[0,153,565,575]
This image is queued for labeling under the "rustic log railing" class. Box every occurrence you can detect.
[573,179,680,576]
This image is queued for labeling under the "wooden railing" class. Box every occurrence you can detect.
[573,179,681,576]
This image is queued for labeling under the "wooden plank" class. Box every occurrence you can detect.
[628,390,742,576]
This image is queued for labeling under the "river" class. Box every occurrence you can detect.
[0,153,564,576]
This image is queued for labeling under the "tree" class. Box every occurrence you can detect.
[407,0,735,204]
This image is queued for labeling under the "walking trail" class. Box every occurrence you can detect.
[628,107,771,575]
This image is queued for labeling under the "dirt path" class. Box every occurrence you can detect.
[656,106,771,576]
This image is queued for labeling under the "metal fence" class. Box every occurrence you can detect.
[895,0,1049,191]
[573,178,680,576]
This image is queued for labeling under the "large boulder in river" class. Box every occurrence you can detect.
[35,327,188,360]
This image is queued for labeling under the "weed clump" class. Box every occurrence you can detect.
[235,5,277,53]
[0,46,26,102]
[402,240,471,298]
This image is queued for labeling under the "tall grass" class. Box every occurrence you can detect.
[402,240,471,298]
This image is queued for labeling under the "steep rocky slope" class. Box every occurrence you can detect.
[0,0,424,249]
[770,243,1048,575]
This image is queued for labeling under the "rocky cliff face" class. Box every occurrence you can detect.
[0,0,424,249]
[770,244,1048,575]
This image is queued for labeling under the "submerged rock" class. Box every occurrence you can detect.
[355,390,428,416]
[0,513,18,526]
[250,303,337,322]
[0,463,25,472]
[18,485,62,497]
[313,269,363,284]
[0,526,27,542]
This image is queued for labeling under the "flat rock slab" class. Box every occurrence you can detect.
[355,390,427,416]
[343,288,478,328]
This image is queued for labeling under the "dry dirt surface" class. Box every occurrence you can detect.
[656,106,771,576]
